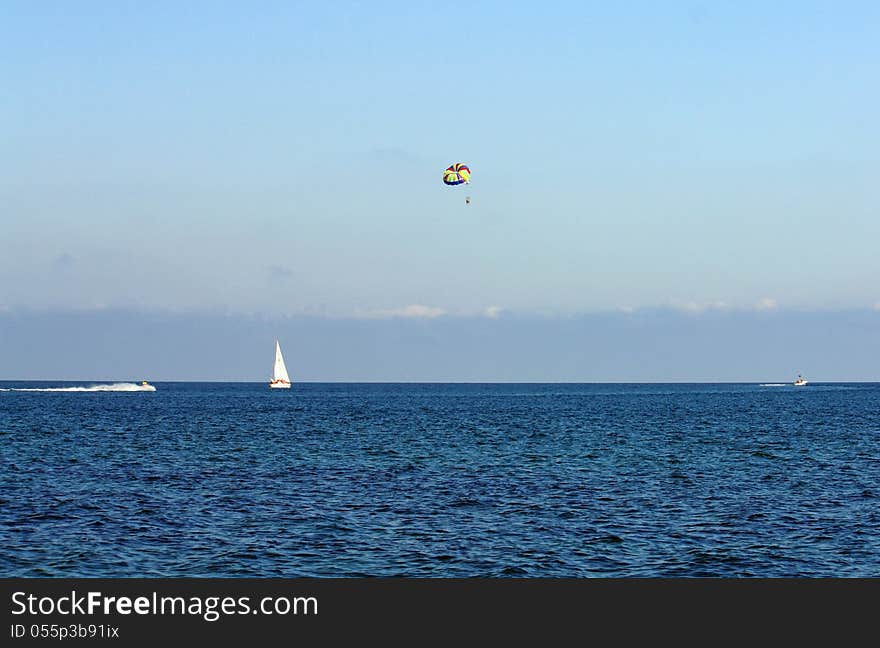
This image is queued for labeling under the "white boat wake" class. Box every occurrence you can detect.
[759,383,787,387]
[0,382,156,392]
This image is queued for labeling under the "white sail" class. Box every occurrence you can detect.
[273,340,291,383]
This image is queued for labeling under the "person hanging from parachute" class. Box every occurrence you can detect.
[443,162,471,204]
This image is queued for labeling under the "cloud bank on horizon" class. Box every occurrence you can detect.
[1,308,878,382]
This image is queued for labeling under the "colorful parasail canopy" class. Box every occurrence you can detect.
[443,163,471,186]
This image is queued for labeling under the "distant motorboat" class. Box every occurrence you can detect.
[793,375,808,386]
[269,340,292,389]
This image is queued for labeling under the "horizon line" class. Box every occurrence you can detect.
[1,379,874,384]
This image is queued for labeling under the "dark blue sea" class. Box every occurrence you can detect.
[2,382,879,577]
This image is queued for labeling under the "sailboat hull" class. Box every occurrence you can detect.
[269,382,291,389]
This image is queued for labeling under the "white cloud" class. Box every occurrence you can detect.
[680,301,704,314]
[484,305,503,318]
[355,304,447,319]
[674,300,728,314]
[755,297,778,312]
[397,304,446,318]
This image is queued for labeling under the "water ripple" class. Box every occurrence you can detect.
[2,382,879,577]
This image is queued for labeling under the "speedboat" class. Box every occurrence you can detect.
[793,375,808,386]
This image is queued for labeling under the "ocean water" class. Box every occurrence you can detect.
[2,382,878,577]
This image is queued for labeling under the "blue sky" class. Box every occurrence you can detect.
[1,2,878,379]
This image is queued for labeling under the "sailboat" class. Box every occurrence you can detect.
[269,340,292,389]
